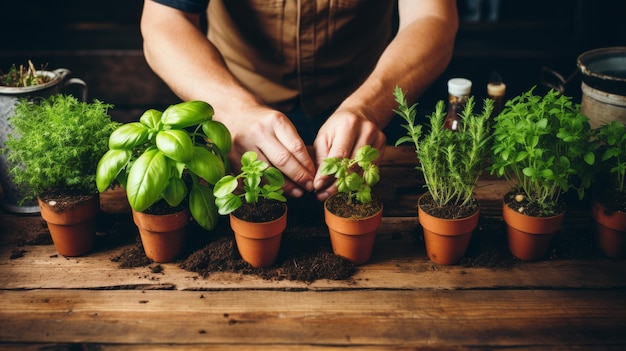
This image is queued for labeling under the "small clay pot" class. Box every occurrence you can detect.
[38,194,100,257]
[132,208,190,263]
[502,201,564,261]
[418,194,479,265]
[324,197,383,265]
[230,207,287,268]
[592,200,626,259]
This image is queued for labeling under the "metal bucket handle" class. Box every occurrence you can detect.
[540,66,579,94]
[53,68,88,101]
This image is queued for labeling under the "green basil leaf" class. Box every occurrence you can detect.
[96,149,131,192]
[156,129,194,162]
[126,148,170,212]
[264,167,285,186]
[186,146,226,185]
[241,151,258,167]
[163,177,187,207]
[108,122,149,150]
[139,109,162,129]
[190,184,219,230]
[162,101,214,128]
[213,175,238,198]
[215,193,242,216]
[202,120,232,154]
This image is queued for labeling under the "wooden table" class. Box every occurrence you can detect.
[1,146,625,350]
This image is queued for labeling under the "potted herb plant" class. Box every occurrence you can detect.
[592,121,626,258]
[2,94,117,256]
[213,151,287,268]
[319,144,383,265]
[96,100,230,262]
[0,61,87,213]
[490,87,597,261]
[393,86,492,265]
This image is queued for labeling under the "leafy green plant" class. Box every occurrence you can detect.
[3,94,118,201]
[1,61,51,87]
[319,145,380,204]
[96,100,231,230]
[393,86,492,211]
[596,121,626,193]
[489,87,597,215]
[213,151,286,215]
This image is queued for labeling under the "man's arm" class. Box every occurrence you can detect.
[313,0,458,200]
[140,0,316,197]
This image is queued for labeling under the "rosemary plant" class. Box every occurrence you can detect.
[393,86,492,210]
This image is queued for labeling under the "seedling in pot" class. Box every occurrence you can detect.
[319,145,380,205]
[213,151,286,216]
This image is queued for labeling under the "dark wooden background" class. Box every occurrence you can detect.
[1,0,625,127]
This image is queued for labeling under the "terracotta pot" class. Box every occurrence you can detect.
[592,200,626,259]
[38,194,100,257]
[324,198,383,265]
[417,194,479,265]
[230,206,287,268]
[502,201,564,261]
[132,208,190,263]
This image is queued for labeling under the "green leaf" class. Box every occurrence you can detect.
[344,173,363,191]
[214,175,239,199]
[108,122,149,150]
[139,109,162,129]
[264,167,285,186]
[215,193,242,216]
[96,149,131,192]
[356,145,379,163]
[156,129,194,162]
[319,158,340,175]
[190,184,219,230]
[241,151,258,167]
[186,146,226,185]
[126,148,170,212]
[162,100,214,128]
[202,120,232,154]
[583,151,595,165]
[162,177,187,207]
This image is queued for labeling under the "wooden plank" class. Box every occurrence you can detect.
[0,289,624,347]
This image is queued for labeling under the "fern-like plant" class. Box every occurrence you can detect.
[393,86,492,216]
[3,94,118,201]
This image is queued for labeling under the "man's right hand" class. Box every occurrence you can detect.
[215,105,316,198]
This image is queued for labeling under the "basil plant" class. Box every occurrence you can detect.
[96,100,231,230]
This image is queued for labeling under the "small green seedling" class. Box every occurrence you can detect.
[320,145,380,204]
[213,151,286,215]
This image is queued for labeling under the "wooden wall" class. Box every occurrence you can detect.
[1,0,625,124]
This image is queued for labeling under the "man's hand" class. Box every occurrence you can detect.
[218,105,316,198]
[312,110,386,201]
